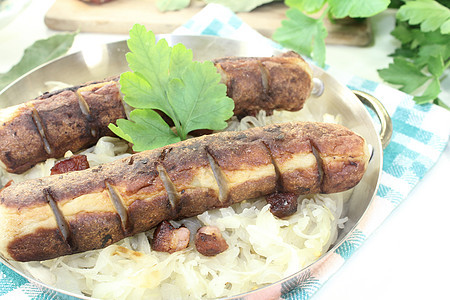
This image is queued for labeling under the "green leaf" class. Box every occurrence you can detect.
[273,8,328,67]
[377,57,429,94]
[327,0,390,18]
[442,19,450,33]
[0,32,77,91]
[119,72,155,108]
[418,44,449,60]
[391,22,415,44]
[416,44,449,75]
[312,26,327,66]
[167,61,234,139]
[168,43,194,79]
[115,25,235,151]
[108,122,132,143]
[202,0,276,12]
[156,0,190,12]
[285,0,326,14]
[109,109,180,152]
[126,25,171,105]
[413,28,450,46]
[400,27,450,52]
[397,0,450,34]
[389,0,405,9]
[426,55,445,77]
[123,24,192,120]
[413,77,441,104]
[389,46,418,59]
[379,4,449,109]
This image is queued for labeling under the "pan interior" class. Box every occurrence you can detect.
[0,35,382,299]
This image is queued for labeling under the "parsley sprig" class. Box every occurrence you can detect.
[378,0,450,107]
[273,0,449,108]
[273,0,390,68]
[109,24,235,151]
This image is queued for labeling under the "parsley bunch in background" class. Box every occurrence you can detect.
[273,0,391,68]
[378,0,450,108]
[273,0,449,109]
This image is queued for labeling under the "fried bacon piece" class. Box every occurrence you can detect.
[195,226,228,256]
[151,221,190,254]
[265,192,299,218]
[50,155,90,175]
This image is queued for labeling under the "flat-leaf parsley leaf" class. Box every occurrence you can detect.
[273,0,389,67]
[378,2,449,107]
[273,8,328,67]
[397,0,450,34]
[327,0,390,19]
[109,24,235,150]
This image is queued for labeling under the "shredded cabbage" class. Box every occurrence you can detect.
[0,136,131,186]
[2,105,348,299]
[12,194,346,299]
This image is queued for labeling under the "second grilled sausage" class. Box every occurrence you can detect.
[0,52,312,174]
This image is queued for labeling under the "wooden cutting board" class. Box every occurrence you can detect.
[45,0,372,46]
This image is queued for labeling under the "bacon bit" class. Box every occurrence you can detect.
[195,226,228,256]
[265,192,298,218]
[0,179,14,193]
[152,221,190,254]
[50,155,90,175]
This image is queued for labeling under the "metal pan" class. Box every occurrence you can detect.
[0,35,392,299]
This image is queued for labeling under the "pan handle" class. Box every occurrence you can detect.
[352,90,393,149]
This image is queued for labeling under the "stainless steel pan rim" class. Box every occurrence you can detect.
[0,35,392,299]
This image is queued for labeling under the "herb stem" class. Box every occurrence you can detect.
[172,118,184,140]
[319,6,330,22]
[444,60,450,71]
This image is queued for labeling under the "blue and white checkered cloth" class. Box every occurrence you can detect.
[1,4,449,300]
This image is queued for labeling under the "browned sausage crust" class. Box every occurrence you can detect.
[0,53,312,174]
[213,51,312,117]
[0,78,126,174]
[0,121,368,262]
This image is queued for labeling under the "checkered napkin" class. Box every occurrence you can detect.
[1,3,449,300]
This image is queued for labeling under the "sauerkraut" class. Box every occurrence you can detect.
[1,104,349,299]
[14,193,346,299]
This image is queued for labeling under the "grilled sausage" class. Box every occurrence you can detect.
[213,51,312,117]
[0,52,312,174]
[0,78,125,174]
[0,121,368,262]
